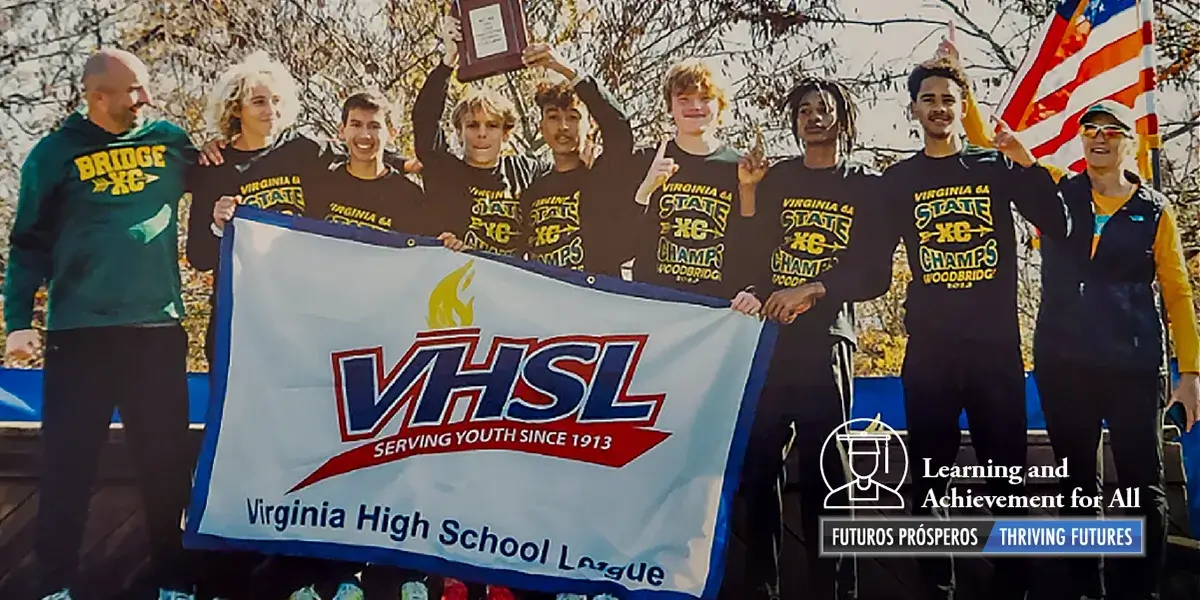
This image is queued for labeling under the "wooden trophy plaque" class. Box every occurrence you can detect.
[451,0,530,82]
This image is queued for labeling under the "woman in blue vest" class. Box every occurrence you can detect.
[1033,100,1200,600]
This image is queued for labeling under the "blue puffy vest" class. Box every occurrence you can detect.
[1033,171,1168,374]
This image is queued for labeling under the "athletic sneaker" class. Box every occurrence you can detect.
[332,583,365,600]
[289,586,323,600]
[556,595,587,600]
[442,578,468,600]
[158,591,197,600]
[41,591,72,600]
[401,581,430,600]
[487,585,515,600]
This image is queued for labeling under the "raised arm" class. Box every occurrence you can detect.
[576,79,633,162]
[413,16,463,169]
[991,134,1070,243]
[412,64,454,164]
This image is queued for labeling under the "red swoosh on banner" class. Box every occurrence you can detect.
[288,421,671,493]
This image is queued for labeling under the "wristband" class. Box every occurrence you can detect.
[211,222,224,238]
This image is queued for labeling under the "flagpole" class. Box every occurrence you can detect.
[1137,0,1178,387]
[1140,0,1163,190]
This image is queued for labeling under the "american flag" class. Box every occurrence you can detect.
[997,0,1159,179]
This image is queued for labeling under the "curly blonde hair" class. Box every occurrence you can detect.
[204,50,300,142]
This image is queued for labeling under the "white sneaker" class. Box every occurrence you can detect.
[41,591,72,600]
[401,581,430,600]
[290,586,323,600]
[158,591,196,600]
[556,595,587,600]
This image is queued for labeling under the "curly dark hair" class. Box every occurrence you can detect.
[906,57,970,101]
[780,76,860,155]
[534,81,582,112]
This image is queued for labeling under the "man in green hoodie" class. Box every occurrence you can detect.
[4,48,198,600]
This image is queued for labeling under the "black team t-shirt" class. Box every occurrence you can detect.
[518,75,636,276]
[819,145,1067,350]
[629,141,752,299]
[413,64,550,257]
[185,130,339,363]
[752,159,882,370]
[186,130,340,272]
[521,168,590,269]
[310,163,426,235]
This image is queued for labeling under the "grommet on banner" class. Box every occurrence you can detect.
[587,276,596,285]
[407,238,416,247]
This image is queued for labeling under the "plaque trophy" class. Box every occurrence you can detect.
[450,0,531,82]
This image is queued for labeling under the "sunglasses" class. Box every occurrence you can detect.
[1079,123,1132,139]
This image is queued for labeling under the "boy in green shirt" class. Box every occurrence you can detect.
[4,48,198,600]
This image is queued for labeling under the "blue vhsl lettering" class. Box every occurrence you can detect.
[355,504,431,543]
[330,328,664,442]
[440,518,551,564]
[557,544,666,585]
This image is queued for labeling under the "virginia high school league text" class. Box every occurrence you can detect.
[244,498,668,586]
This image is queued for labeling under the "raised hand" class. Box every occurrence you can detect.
[738,127,768,186]
[521,43,578,81]
[441,15,462,68]
[635,139,678,206]
[992,115,1035,167]
[935,22,961,67]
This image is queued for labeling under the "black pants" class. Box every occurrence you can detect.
[1034,361,1168,600]
[742,339,856,599]
[188,338,264,600]
[901,340,1029,600]
[191,551,264,600]
[34,324,194,596]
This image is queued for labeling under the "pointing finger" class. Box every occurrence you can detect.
[654,138,669,161]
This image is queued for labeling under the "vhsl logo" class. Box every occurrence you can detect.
[292,260,671,492]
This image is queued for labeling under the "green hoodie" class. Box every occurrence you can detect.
[4,112,197,332]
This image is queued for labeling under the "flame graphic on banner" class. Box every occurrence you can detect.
[427,260,475,329]
[863,413,885,434]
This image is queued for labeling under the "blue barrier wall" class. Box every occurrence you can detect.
[1,366,1196,536]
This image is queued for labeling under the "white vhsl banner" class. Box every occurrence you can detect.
[184,207,778,600]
